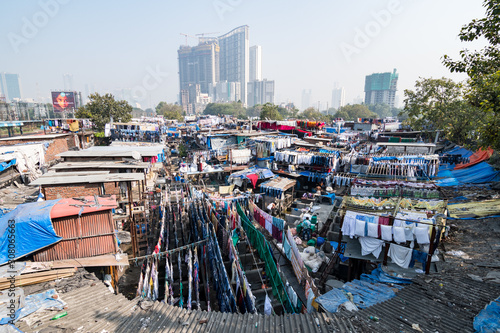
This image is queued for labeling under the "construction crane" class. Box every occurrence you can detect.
[180,33,197,45]
[195,32,220,37]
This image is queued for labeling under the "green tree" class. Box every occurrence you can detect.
[333,108,349,120]
[391,107,403,118]
[367,104,392,118]
[75,93,132,131]
[298,107,329,121]
[403,77,482,146]
[178,141,188,157]
[334,104,377,120]
[204,102,246,117]
[155,101,168,114]
[156,102,184,121]
[260,103,283,120]
[443,0,500,149]
[246,104,263,118]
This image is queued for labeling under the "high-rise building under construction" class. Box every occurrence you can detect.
[364,69,398,108]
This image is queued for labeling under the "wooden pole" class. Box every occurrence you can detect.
[127,181,136,257]
[425,226,438,274]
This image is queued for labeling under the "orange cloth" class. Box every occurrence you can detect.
[454,147,494,170]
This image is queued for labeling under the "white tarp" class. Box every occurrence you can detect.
[0,143,45,178]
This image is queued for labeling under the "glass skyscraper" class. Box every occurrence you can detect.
[0,73,22,102]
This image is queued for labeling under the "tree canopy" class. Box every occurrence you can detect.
[334,104,377,120]
[75,93,132,131]
[203,102,246,118]
[156,102,184,121]
[260,103,283,120]
[246,104,263,118]
[297,107,331,122]
[367,104,392,118]
[443,0,500,149]
[278,106,299,119]
[155,101,168,114]
[403,77,481,146]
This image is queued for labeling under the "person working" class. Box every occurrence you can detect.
[300,216,312,242]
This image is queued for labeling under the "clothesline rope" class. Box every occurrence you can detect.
[128,239,208,262]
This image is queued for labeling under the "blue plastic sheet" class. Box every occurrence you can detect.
[436,162,500,186]
[0,159,16,172]
[360,267,412,287]
[372,156,398,161]
[330,241,348,262]
[324,127,346,134]
[444,146,474,158]
[342,280,396,309]
[0,289,66,324]
[315,288,348,313]
[0,200,61,265]
[474,296,500,333]
[316,266,411,313]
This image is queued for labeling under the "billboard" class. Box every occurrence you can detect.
[51,91,75,112]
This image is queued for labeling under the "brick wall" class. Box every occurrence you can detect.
[103,182,120,196]
[44,183,101,200]
[44,138,69,163]
[43,181,121,200]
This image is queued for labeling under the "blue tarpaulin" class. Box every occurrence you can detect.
[0,289,66,324]
[330,241,347,262]
[436,162,500,186]
[325,127,346,134]
[315,266,411,313]
[0,159,16,172]
[439,146,474,171]
[474,296,500,333]
[342,279,396,309]
[0,200,61,265]
[315,288,349,313]
[444,146,474,158]
[360,267,412,286]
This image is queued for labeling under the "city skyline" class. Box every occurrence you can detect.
[0,0,488,110]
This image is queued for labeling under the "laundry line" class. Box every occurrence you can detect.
[128,239,208,262]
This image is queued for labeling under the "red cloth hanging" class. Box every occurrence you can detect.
[277,125,295,131]
[246,174,258,188]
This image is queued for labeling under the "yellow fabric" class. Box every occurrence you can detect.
[69,121,79,132]
[448,199,500,218]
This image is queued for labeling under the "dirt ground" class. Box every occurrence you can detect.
[440,215,500,281]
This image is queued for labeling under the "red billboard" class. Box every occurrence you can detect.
[51,91,75,112]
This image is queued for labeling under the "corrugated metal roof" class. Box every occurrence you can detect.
[17,271,500,333]
[0,133,72,141]
[30,172,145,186]
[58,145,164,158]
[50,195,117,219]
[110,301,355,333]
[15,280,139,333]
[376,142,436,147]
[15,280,356,333]
[50,161,151,170]
[337,273,500,332]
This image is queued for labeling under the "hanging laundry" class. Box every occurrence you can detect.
[388,244,412,268]
[358,237,384,258]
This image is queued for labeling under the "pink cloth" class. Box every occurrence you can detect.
[246,173,258,188]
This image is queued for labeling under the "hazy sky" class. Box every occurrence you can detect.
[0,0,488,109]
